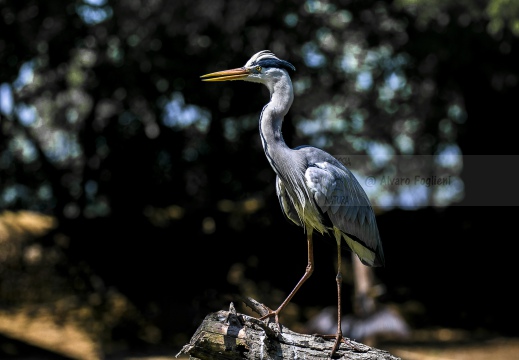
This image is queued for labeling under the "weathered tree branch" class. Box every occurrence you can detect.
[177,299,401,360]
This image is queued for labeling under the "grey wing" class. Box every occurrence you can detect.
[276,175,302,227]
[305,162,384,267]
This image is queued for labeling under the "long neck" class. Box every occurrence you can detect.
[258,74,316,231]
[259,74,294,169]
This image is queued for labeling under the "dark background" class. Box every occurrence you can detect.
[1,0,519,358]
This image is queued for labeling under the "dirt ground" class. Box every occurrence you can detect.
[382,337,519,360]
[1,307,518,360]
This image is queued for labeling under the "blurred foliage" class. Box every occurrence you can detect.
[2,0,518,214]
[395,0,519,36]
[1,0,519,356]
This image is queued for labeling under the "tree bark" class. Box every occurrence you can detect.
[177,299,401,360]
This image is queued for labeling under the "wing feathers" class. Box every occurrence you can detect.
[305,162,384,267]
[276,176,302,226]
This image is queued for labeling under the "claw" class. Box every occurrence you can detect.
[330,334,345,358]
[315,333,365,357]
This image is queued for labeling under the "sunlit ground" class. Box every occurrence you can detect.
[381,332,519,360]
[1,305,518,360]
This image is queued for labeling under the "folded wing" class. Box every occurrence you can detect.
[305,161,384,267]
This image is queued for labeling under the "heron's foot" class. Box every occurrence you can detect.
[258,309,282,331]
[315,333,364,357]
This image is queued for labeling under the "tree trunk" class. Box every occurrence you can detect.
[177,299,401,360]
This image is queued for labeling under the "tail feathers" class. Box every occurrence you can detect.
[343,233,384,267]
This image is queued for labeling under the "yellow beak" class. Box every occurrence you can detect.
[200,67,250,82]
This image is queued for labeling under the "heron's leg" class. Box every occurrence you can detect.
[330,237,345,356]
[259,228,314,324]
[322,234,362,357]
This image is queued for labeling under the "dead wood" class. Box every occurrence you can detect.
[177,299,401,360]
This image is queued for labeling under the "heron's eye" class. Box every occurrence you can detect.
[256,66,262,72]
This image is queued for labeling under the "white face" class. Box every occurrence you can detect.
[244,66,288,84]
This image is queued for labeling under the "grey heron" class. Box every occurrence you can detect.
[201,50,384,357]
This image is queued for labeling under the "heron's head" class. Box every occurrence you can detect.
[201,50,296,85]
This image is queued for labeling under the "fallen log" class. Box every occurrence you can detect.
[177,299,401,360]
